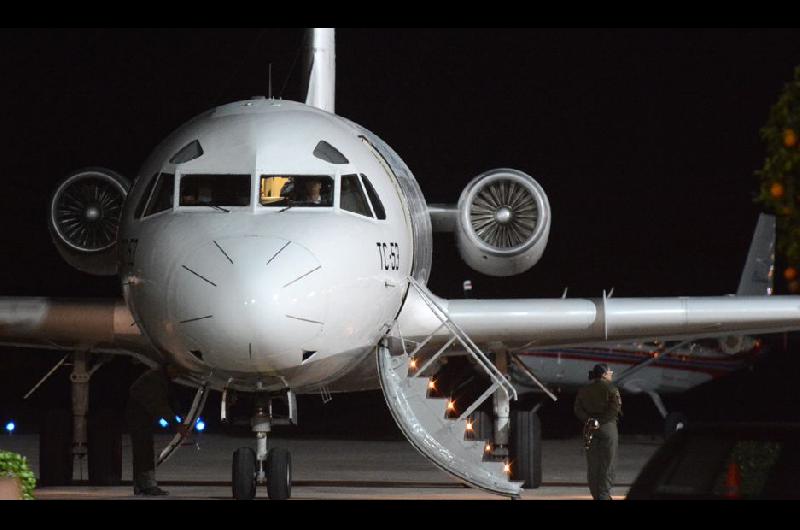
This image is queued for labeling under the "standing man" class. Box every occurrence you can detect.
[574,363,623,500]
[125,363,188,496]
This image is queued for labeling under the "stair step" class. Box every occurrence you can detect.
[482,460,510,477]
[406,376,432,395]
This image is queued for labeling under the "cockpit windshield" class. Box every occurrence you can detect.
[180,174,251,207]
[260,175,334,207]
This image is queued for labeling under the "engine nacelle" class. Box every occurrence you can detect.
[456,168,551,277]
[718,335,756,355]
[49,167,130,276]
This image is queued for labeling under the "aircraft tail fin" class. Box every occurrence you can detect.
[736,213,776,296]
[303,28,336,114]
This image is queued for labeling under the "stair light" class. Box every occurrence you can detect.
[503,463,511,474]
[409,358,417,369]
[466,420,473,431]
[447,400,456,411]
[485,443,492,453]
[428,380,436,390]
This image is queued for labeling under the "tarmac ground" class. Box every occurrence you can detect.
[0,433,662,500]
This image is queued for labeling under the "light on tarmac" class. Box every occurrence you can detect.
[195,418,206,432]
[5,421,15,434]
[158,418,169,428]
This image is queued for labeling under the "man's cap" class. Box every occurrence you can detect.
[590,363,613,378]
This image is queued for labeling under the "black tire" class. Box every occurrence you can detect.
[266,447,292,500]
[664,412,688,439]
[88,408,122,485]
[39,408,72,486]
[232,447,257,500]
[469,409,493,443]
[509,409,543,488]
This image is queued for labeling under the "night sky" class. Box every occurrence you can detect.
[1,28,800,437]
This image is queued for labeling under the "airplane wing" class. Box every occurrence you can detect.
[397,283,800,351]
[399,213,788,350]
[0,297,158,365]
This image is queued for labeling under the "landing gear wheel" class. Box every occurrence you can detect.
[232,447,257,500]
[664,412,688,439]
[509,409,542,488]
[266,447,292,500]
[88,408,122,485]
[39,408,72,486]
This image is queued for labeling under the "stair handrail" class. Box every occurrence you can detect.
[407,277,517,401]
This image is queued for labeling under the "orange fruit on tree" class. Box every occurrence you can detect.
[785,267,798,281]
[785,128,798,148]
[771,182,785,199]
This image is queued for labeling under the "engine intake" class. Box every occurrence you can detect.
[49,167,130,276]
[456,168,551,276]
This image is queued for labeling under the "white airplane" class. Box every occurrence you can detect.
[2,29,800,500]
[511,214,775,437]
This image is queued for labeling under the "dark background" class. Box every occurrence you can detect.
[1,28,800,441]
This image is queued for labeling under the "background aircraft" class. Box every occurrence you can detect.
[1,27,800,500]
[512,215,774,437]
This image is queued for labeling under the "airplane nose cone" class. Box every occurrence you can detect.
[168,236,328,370]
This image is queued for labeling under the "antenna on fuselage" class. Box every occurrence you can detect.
[268,63,273,99]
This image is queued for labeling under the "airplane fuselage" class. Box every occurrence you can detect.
[118,99,425,393]
[516,340,761,396]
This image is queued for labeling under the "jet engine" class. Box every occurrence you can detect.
[456,168,551,277]
[49,167,130,276]
[718,335,757,355]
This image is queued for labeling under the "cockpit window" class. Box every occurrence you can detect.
[143,173,175,217]
[360,174,386,220]
[313,140,349,164]
[340,174,373,218]
[169,140,204,164]
[259,175,334,207]
[180,174,251,207]
[134,172,159,219]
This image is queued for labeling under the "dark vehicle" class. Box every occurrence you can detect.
[627,423,800,499]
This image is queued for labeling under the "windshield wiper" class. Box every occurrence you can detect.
[207,205,230,213]
[278,204,293,213]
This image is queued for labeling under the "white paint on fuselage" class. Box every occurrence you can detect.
[118,99,414,392]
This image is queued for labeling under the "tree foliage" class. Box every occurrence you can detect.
[756,66,800,290]
[0,451,36,500]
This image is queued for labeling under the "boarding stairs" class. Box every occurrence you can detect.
[377,277,523,498]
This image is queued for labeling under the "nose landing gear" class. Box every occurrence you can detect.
[231,391,296,500]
